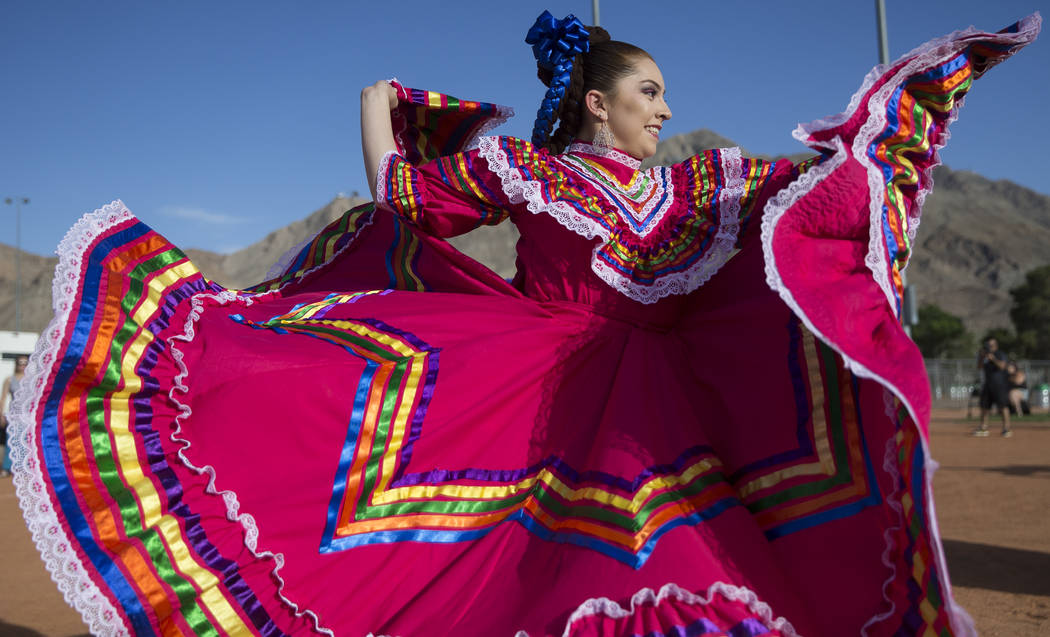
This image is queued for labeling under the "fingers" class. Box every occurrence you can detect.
[362,81,398,110]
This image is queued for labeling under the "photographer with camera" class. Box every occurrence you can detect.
[973,337,1013,437]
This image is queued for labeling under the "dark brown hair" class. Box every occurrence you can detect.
[535,27,653,154]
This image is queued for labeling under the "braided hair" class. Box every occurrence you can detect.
[533,28,652,154]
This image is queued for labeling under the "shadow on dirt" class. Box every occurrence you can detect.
[943,539,1050,596]
[940,464,1050,477]
[0,619,89,637]
[977,464,1050,477]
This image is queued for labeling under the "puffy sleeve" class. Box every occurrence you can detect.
[376,146,512,238]
[676,151,826,251]
[373,83,532,238]
[761,14,1040,427]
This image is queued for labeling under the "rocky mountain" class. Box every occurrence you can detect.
[0,244,59,335]
[3,129,1048,340]
[908,166,1050,336]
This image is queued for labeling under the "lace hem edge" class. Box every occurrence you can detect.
[9,200,141,636]
[535,581,801,637]
[8,201,335,636]
[794,14,1040,316]
[758,20,1036,633]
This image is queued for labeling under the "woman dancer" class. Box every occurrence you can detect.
[8,10,1039,637]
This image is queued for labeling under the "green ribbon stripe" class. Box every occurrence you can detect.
[743,341,860,513]
[82,246,219,633]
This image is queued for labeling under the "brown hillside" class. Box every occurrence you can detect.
[0,244,57,335]
[182,196,372,288]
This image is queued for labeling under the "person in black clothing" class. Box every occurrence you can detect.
[974,337,1012,437]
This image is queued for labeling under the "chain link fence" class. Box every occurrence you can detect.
[925,358,1050,411]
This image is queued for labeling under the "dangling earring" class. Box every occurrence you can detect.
[593,119,614,154]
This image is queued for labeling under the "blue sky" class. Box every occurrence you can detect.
[1,1,1046,255]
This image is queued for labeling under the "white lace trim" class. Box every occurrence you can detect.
[9,200,140,636]
[761,134,926,437]
[763,202,951,634]
[920,422,978,637]
[590,148,742,303]
[479,136,746,304]
[388,77,411,165]
[8,200,333,635]
[794,13,1041,317]
[860,392,907,636]
[374,149,399,212]
[166,290,335,636]
[520,581,801,637]
[861,391,976,636]
[479,136,609,238]
[555,154,673,232]
[464,104,515,151]
[760,137,948,635]
[759,23,1027,625]
[565,141,642,170]
[851,59,955,314]
[794,15,1039,140]
[762,21,1019,424]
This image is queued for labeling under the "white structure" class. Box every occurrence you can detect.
[1,330,39,380]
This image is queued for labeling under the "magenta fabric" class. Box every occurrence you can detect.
[12,15,1039,637]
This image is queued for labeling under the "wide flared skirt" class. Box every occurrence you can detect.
[15,13,1045,635]
[11,201,957,636]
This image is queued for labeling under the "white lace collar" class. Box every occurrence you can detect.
[564,141,642,171]
[479,136,747,304]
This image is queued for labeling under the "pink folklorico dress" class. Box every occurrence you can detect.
[8,16,1039,637]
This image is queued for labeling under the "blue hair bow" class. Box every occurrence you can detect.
[526,11,589,146]
[526,11,590,72]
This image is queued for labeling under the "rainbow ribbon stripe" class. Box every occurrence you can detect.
[233,296,741,568]
[492,138,779,288]
[390,82,509,166]
[734,318,881,540]
[248,204,376,293]
[384,215,429,292]
[558,153,669,235]
[36,217,294,635]
[234,305,881,567]
[887,402,952,634]
[867,42,1007,319]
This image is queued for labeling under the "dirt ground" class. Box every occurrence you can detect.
[1,410,1047,636]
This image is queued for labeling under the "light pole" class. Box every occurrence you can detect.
[4,196,29,332]
[875,0,890,66]
[592,0,600,27]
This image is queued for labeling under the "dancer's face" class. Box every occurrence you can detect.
[601,56,672,159]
